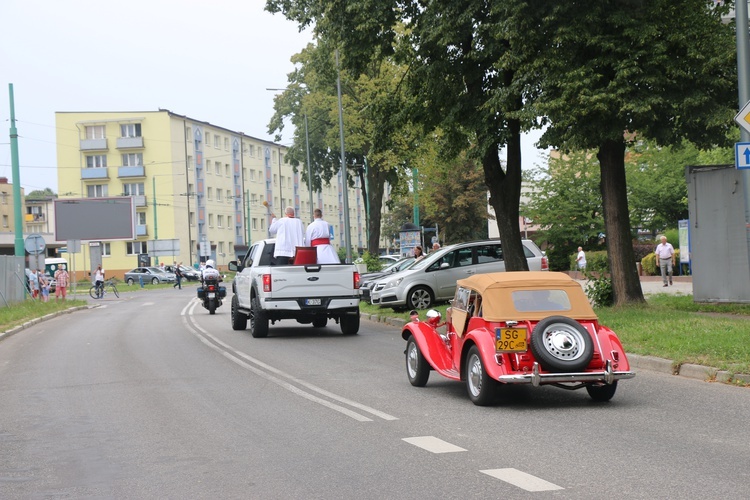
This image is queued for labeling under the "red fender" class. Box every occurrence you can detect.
[402,322,456,378]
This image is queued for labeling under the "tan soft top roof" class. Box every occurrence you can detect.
[457,271,597,321]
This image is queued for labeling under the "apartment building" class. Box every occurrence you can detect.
[55,109,368,276]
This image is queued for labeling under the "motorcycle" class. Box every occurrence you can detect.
[198,277,225,314]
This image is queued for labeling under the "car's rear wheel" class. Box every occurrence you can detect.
[231,295,248,330]
[127,278,135,286]
[406,336,430,387]
[340,313,359,335]
[586,381,618,402]
[530,316,594,372]
[250,295,269,338]
[465,345,498,406]
[406,286,434,310]
[151,277,159,285]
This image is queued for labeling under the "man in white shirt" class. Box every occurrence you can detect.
[306,209,340,264]
[576,247,587,272]
[654,236,675,287]
[268,206,306,265]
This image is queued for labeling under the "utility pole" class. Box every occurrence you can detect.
[737,0,750,282]
[8,84,24,257]
[336,49,352,263]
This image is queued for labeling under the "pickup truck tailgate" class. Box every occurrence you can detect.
[268,264,358,298]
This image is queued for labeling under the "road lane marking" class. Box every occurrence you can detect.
[183,306,397,422]
[480,468,563,492]
[402,436,466,453]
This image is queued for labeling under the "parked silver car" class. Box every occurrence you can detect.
[124,267,177,285]
[369,239,547,310]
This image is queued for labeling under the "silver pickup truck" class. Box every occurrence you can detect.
[227,239,361,337]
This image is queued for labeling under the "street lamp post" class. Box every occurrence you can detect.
[336,49,353,263]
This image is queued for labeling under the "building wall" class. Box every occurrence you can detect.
[55,110,366,276]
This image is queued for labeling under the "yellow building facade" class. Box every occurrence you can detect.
[55,110,368,277]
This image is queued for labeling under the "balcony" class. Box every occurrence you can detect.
[136,224,148,236]
[117,136,144,149]
[80,138,108,150]
[81,168,109,180]
[118,166,145,178]
[132,195,147,207]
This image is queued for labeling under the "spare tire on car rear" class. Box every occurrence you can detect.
[530,316,594,372]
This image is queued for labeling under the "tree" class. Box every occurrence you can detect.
[533,0,737,305]
[266,0,540,271]
[524,151,604,271]
[25,188,56,200]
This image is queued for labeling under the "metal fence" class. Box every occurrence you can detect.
[0,256,29,307]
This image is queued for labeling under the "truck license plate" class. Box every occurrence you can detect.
[305,298,322,306]
[495,327,527,352]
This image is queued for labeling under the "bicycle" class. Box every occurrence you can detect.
[89,279,120,299]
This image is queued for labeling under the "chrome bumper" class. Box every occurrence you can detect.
[497,360,636,386]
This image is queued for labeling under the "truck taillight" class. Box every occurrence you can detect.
[541,256,549,271]
[354,272,361,289]
[263,274,272,292]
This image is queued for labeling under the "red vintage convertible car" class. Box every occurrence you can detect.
[402,271,635,405]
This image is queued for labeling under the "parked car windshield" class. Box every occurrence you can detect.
[384,257,416,273]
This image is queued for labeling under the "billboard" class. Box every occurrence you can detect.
[54,197,136,241]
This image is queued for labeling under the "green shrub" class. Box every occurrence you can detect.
[360,251,383,272]
[584,271,613,307]
[642,248,681,276]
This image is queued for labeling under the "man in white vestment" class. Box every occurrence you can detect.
[268,206,306,265]
[306,209,340,264]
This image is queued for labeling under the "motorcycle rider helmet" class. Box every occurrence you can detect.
[205,259,215,268]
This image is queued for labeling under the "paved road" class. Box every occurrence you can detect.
[2,288,749,499]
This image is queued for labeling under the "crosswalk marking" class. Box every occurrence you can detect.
[402,436,467,453]
[480,468,563,492]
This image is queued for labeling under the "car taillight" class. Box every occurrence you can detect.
[541,256,549,271]
[353,272,361,289]
[263,274,272,292]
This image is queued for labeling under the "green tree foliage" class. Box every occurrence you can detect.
[25,188,56,200]
[533,0,737,305]
[524,151,604,271]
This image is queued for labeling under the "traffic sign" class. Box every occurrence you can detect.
[735,142,750,169]
[735,100,750,135]
[24,233,46,255]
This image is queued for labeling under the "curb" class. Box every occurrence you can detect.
[362,314,750,387]
[0,306,90,343]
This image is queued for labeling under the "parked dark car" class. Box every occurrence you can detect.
[360,258,416,303]
[164,264,201,282]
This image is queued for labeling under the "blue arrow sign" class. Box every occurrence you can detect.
[735,142,750,170]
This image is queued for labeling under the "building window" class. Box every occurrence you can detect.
[86,155,107,168]
[252,217,258,230]
[215,161,221,175]
[216,189,222,202]
[226,190,231,202]
[205,132,211,147]
[188,183,194,196]
[187,155,193,168]
[87,184,108,197]
[120,123,142,138]
[123,183,145,196]
[207,187,213,200]
[189,211,195,226]
[85,125,105,139]
[102,243,111,256]
[185,127,191,140]
[137,212,146,225]
[214,135,220,148]
[272,150,277,162]
[224,138,229,150]
[122,153,143,166]
[274,174,278,186]
[2,215,7,227]
[225,164,230,176]
[208,214,214,227]
[127,241,147,255]
[218,215,224,228]
[281,176,285,188]
[249,169,254,181]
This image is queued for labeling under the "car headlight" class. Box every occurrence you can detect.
[384,277,404,289]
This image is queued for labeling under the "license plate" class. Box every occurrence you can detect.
[208,292,216,298]
[305,298,321,306]
[495,327,527,352]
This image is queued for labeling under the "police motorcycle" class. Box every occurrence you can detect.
[197,260,226,314]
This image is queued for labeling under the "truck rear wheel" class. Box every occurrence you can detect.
[250,295,269,338]
[231,295,247,331]
[340,313,360,335]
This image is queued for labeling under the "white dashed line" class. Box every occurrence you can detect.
[402,436,467,453]
[480,468,563,492]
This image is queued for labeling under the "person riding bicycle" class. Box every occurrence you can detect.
[94,265,105,295]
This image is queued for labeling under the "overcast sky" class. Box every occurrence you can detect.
[1,0,545,195]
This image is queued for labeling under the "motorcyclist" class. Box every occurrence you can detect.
[201,259,221,283]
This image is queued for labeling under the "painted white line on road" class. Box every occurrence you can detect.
[183,309,385,422]
[480,468,563,492]
[402,436,466,453]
